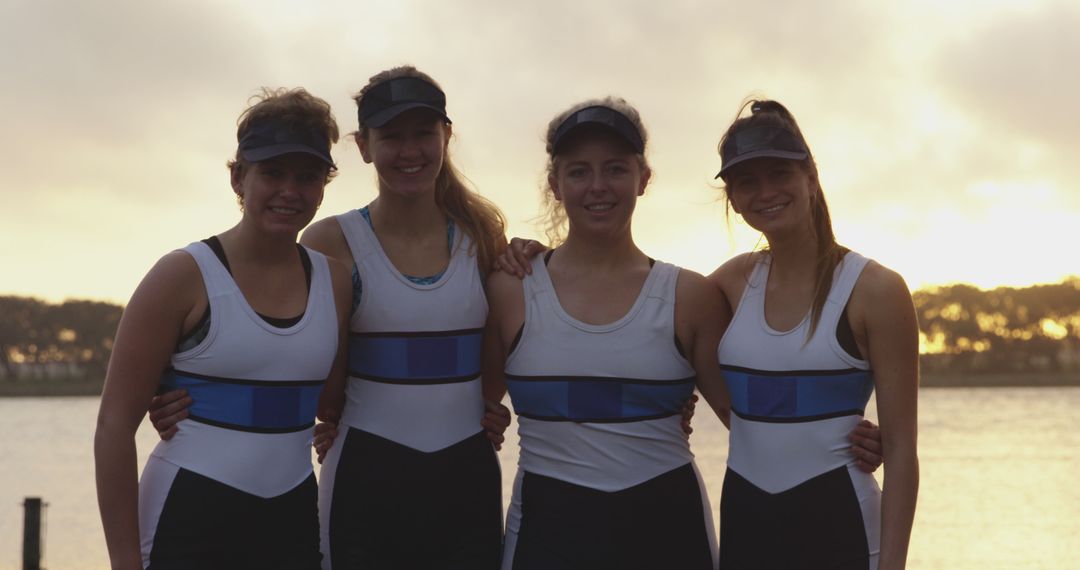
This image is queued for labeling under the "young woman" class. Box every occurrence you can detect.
[299,67,510,570]
[485,98,733,569]
[711,100,918,570]
[95,88,352,569]
[147,71,708,569]
[496,100,896,569]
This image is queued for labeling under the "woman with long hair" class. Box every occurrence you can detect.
[711,100,918,569]
[299,66,509,569]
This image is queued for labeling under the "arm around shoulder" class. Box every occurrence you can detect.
[318,258,353,423]
[675,268,732,427]
[481,270,526,403]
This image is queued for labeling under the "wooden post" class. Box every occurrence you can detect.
[22,497,43,570]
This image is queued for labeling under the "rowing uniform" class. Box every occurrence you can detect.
[318,209,502,570]
[502,255,716,570]
[717,251,880,570]
[139,241,338,569]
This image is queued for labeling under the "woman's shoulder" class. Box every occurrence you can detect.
[707,251,764,305]
[675,267,727,316]
[485,267,526,302]
[849,258,913,324]
[708,251,762,283]
[148,248,204,288]
[300,215,351,265]
[124,248,207,322]
[852,259,909,300]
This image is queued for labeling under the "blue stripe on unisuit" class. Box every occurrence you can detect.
[162,369,323,433]
[347,328,483,384]
[506,374,696,422]
[721,366,873,421]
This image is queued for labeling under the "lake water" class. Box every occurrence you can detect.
[1,387,1077,569]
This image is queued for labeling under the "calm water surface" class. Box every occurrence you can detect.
[1,387,1077,569]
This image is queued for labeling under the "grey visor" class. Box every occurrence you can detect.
[552,105,644,154]
[358,76,450,128]
[715,125,808,179]
[238,118,335,169]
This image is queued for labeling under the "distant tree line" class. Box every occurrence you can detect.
[914,277,1080,375]
[1,277,1079,387]
[0,296,122,382]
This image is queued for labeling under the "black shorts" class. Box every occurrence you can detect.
[323,428,503,570]
[719,466,873,570]
[508,463,714,570]
[146,469,321,570]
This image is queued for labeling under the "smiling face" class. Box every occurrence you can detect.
[724,156,816,240]
[550,128,651,241]
[231,153,328,236]
[358,108,449,200]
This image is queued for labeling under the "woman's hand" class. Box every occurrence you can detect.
[481,400,512,450]
[849,419,884,472]
[495,237,547,278]
[148,389,192,440]
[313,420,339,464]
[680,393,698,437]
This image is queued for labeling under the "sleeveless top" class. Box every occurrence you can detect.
[717,251,874,493]
[151,241,339,498]
[505,256,697,492]
[336,209,487,452]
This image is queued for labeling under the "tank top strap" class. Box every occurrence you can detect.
[747,254,771,290]
[733,254,771,323]
[522,254,554,316]
[827,252,870,306]
[336,209,377,268]
[181,241,237,300]
[643,261,677,298]
[449,224,474,261]
[642,261,681,336]
[820,251,871,325]
[301,246,332,303]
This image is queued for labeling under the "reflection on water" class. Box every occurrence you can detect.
[0,388,1077,569]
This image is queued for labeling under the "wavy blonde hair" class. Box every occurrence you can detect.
[353,66,506,273]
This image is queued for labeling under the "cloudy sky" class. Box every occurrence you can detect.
[2,0,1077,304]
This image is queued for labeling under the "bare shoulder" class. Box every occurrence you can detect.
[708,251,758,284]
[852,260,912,307]
[708,251,760,308]
[486,268,526,306]
[140,250,203,300]
[676,267,729,323]
[124,249,205,329]
[677,267,718,301]
[301,215,351,265]
[849,260,916,336]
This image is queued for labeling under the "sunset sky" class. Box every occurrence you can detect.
[2,0,1077,304]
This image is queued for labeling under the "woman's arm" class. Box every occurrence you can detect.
[481,270,526,403]
[94,252,203,569]
[313,258,354,462]
[857,264,920,570]
[675,269,732,428]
